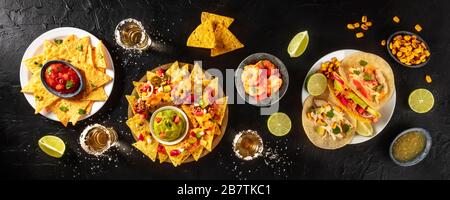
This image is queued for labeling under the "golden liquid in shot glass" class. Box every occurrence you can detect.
[233,130,264,160]
[80,124,118,156]
[115,18,151,50]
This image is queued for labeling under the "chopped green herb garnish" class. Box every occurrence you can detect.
[99,54,104,59]
[59,106,69,112]
[364,73,372,81]
[65,80,73,89]
[90,83,96,88]
[78,109,86,115]
[38,64,43,68]
[359,60,368,66]
[326,110,334,118]
[47,67,52,75]
[374,85,384,92]
[76,45,83,51]
[354,70,361,75]
[54,39,63,44]
[34,61,38,65]
[342,124,350,133]
[332,127,341,134]
[35,96,43,101]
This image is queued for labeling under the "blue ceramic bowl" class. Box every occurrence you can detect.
[386,31,430,68]
[40,60,84,98]
[389,128,432,167]
[235,53,289,107]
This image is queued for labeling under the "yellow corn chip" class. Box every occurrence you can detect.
[201,12,234,28]
[94,41,108,69]
[50,99,90,127]
[187,20,216,49]
[191,145,204,161]
[23,54,45,75]
[214,96,228,125]
[133,140,158,162]
[21,74,40,94]
[126,114,150,140]
[211,24,244,57]
[84,87,107,101]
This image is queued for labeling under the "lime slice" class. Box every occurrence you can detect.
[267,112,292,136]
[307,73,327,96]
[38,135,65,158]
[356,120,373,137]
[287,31,309,57]
[408,88,434,113]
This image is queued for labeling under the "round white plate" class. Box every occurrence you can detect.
[301,49,396,144]
[19,27,115,122]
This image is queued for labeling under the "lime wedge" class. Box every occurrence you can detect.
[307,73,327,96]
[38,135,65,158]
[408,88,434,113]
[287,31,309,57]
[356,120,373,137]
[267,112,291,136]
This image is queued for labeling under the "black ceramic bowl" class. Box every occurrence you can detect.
[386,31,431,68]
[40,60,84,98]
[235,53,289,107]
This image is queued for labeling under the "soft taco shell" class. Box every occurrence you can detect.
[301,93,356,150]
[327,80,373,124]
[339,52,395,109]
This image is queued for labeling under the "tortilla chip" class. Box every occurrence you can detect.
[211,24,244,57]
[165,61,180,78]
[33,82,59,114]
[201,12,234,28]
[187,20,216,49]
[86,44,95,68]
[164,144,191,167]
[82,63,112,94]
[125,95,137,115]
[201,124,217,152]
[94,41,108,69]
[146,71,157,83]
[181,105,199,128]
[133,140,158,162]
[85,101,94,114]
[214,96,228,125]
[84,87,107,101]
[23,54,45,75]
[50,99,90,127]
[21,74,41,94]
[157,144,168,163]
[126,114,150,140]
[202,77,219,105]
[191,145,204,161]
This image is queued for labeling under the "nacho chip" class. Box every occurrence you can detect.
[214,96,228,125]
[165,61,180,78]
[201,123,218,152]
[201,12,234,28]
[125,95,137,115]
[82,63,112,94]
[191,145,204,161]
[21,74,40,94]
[187,20,216,49]
[202,77,219,105]
[126,114,150,140]
[158,152,168,163]
[181,105,199,128]
[211,24,244,57]
[85,101,94,114]
[94,41,108,69]
[86,43,95,68]
[33,82,59,114]
[84,87,107,101]
[133,140,158,162]
[50,99,90,127]
[164,144,191,167]
[23,54,45,75]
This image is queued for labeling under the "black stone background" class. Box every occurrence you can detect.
[1,0,449,180]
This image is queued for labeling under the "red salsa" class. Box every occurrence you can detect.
[44,63,80,94]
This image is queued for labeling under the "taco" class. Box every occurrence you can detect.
[328,71,381,123]
[302,93,356,150]
[339,52,395,109]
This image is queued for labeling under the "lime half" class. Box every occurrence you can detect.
[408,88,434,113]
[267,112,292,136]
[307,73,327,96]
[287,31,309,57]
[38,135,65,158]
[356,120,373,137]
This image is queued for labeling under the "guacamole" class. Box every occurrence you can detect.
[153,109,186,142]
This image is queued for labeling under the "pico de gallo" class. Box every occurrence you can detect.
[44,62,81,94]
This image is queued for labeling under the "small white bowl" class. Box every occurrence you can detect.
[149,106,189,145]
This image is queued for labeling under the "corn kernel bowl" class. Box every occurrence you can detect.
[386,31,431,68]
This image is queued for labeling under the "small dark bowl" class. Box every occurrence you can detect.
[40,60,84,98]
[386,31,431,68]
[235,53,289,107]
[389,128,432,167]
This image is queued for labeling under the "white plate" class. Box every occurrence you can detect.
[301,49,396,144]
[19,27,115,122]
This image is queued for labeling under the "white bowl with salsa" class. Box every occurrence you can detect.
[149,106,189,145]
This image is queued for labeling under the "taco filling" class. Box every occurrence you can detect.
[330,72,381,123]
[347,59,388,104]
[306,99,353,140]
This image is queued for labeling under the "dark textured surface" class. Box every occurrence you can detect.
[1,0,449,180]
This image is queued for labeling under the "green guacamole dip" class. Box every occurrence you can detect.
[153,109,186,142]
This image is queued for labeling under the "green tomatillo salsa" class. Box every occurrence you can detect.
[153,109,186,142]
